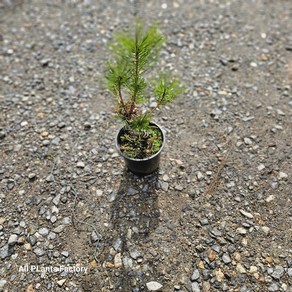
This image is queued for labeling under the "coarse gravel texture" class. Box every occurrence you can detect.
[0,0,292,291]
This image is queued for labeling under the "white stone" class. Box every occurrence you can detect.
[0,279,7,289]
[215,268,224,282]
[262,226,270,234]
[197,171,204,180]
[276,109,285,116]
[122,256,133,269]
[237,227,247,235]
[114,253,123,268]
[52,194,61,205]
[191,282,201,292]
[244,137,252,145]
[146,281,163,291]
[57,279,66,286]
[53,225,65,234]
[266,195,275,203]
[38,228,49,236]
[24,243,32,250]
[249,266,258,273]
[278,172,288,179]
[241,238,248,246]
[51,206,59,214]
[236,263,246,273]
[8,234,18,245]
[96,190,103,196]
[76,161,85,168]
[240,209,254,219]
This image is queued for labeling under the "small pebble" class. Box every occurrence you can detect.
[240,210,254,219]
[96,189,103,196]
[76,161,85,168]
[33,247,45,256]
[222,253,231,264]
[8,234,18,245]
[278,172,288,179]
[266,195,275,202]
[262,226,270,234]
[215,268,225,282]
[38,228,49,236]
[244,137,252,145]
[237,227,247,235]
[197,171,204,180]
[127,188,138,196]
[236,263,246,273]
[191,282,201,292]
[146,281,163,291]
[114,253,122,268]
[0,279,7,289]
[57,279,66,287]
[191,269,200,281]
[271,266,285,279]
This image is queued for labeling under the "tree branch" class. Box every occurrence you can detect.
[117,77,126,111]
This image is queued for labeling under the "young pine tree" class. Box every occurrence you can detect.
[105,19,184,158]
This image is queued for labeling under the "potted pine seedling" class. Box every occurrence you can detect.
[105,19,184,175]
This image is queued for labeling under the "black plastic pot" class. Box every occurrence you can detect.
[115,122,165,175]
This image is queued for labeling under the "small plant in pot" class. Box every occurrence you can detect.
[105,19,184,175]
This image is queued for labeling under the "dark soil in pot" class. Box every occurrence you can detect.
[115,122,165,175]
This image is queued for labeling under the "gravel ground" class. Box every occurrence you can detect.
[0,0,291,291]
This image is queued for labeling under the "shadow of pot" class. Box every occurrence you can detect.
[115,122,165,175]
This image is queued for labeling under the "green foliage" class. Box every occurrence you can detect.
[105,18,184,158]
[105,61,130,96]
[110,19,164,74]
[129,113,151,132]
[106,18,164,111]
[153,74,185,106]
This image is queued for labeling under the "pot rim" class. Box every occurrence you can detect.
[115,122,166,162]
